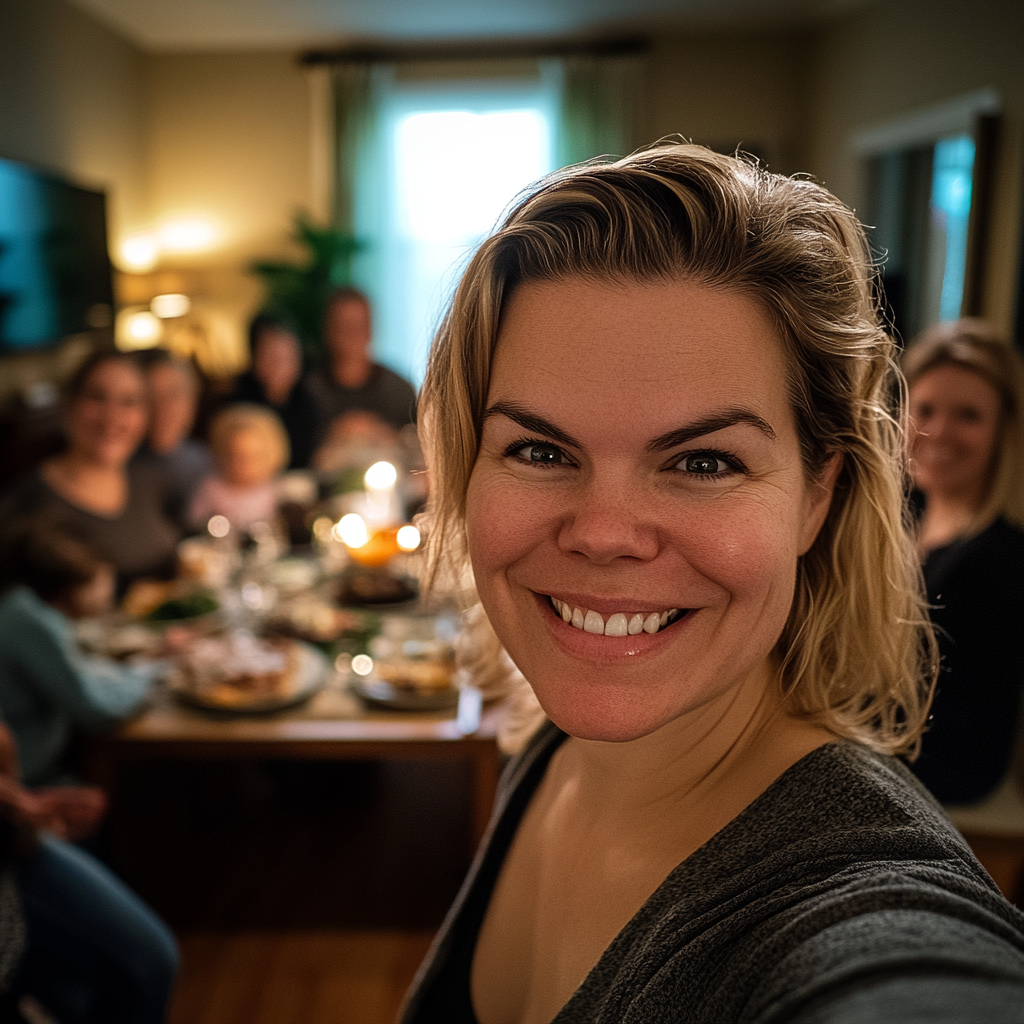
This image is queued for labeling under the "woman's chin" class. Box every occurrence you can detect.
[534,684,680,744]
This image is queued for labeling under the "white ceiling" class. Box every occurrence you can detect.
[68,0,866,51]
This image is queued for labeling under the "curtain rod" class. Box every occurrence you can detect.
[300,35,648,66]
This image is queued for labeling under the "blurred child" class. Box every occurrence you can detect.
[0,524,159,787]
[189,403,290,534]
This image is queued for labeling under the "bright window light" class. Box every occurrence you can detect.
[930,135,975,322]
[397,110,548,242]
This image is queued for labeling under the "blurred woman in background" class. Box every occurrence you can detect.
[226,313,319,469]
[904,320,1024,806]
[0,352,179,593]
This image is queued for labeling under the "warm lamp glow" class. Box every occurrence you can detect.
[158,218,218,253]
[151,293,191,318]
[115,308,162,350]
[120,234,158,271]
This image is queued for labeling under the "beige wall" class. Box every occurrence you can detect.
[0,0,147,250]
[140,50,320,369]
[638,31,809,174]
[806,0,1024,333]
[145,51,318,270]
[0,0,1020,374]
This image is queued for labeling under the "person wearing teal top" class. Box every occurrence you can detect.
[0,525,158,785]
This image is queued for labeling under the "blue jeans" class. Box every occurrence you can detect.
[11,834,178,1023]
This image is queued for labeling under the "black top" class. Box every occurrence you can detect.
[224,373,321,470]
[0,464,180,592]
[307,363,417,435]
[401,725,1024,1024]
[909,517,1024,805]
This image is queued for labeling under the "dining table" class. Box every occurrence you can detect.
[83,670,503,854]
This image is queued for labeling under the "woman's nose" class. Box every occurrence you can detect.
[556,481,660,564]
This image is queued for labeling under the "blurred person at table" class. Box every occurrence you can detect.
[0,718,177,1023]
[189,403,289,534]
[308,287,418,462]
[0,523,158,788]
[903,320,1024,806]
[133,349,213,531]
[399,145,1024,1024]
[225,312,320,469]
[0,352,179,593]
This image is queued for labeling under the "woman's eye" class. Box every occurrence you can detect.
[513,443,566,466]
[678,453,734,476]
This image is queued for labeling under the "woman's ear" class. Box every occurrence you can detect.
[798,453,843,555]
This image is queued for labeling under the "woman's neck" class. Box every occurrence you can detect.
[558,664,833,826]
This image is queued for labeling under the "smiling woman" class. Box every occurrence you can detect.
[400,144,1024,1024]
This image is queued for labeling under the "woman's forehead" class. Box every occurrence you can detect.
[493,279,787,391]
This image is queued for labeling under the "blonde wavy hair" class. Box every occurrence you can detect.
[903,318,1024,535]
[421,142,936,756]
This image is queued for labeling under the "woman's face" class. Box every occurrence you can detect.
[466,279,837,742]
[909,363,1002,506]
[67,359,148,468]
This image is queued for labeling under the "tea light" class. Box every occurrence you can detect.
[351,654,374,676]
[396,525,421,551]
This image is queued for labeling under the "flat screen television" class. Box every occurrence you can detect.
[0,156,114,352]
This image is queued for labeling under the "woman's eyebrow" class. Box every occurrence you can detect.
[483,402,582,449]
[646,410,777,452]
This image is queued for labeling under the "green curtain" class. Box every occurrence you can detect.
[331,62,377,236]
[555,53,642,169]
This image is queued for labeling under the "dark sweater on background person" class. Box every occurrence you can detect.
[401,724,1024,1024]
[307,362,417,434]
[224,372,321,469]
[0,464,179,592]
[910,517,1024,805]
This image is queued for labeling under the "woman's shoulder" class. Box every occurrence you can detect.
[0,468,57,516]
[572,742,1024,1022]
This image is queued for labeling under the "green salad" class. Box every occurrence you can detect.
[147,589,219,622]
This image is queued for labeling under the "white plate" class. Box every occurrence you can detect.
[168,641,330,715]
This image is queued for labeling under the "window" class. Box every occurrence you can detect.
[855,90,999,341]
[352,78,556,385]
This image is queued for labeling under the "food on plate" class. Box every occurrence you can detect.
[264,596,362,643]
[174,631,297,706]
[375,656,454,693]
[121,579,178,618]
[146,588,219,622]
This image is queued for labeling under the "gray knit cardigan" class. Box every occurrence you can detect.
[400,725,1024,1023]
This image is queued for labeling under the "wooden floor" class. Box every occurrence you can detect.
[168,929,435,1024]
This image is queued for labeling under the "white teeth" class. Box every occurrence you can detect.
[551,598,684,637]
[604,613,628,637]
